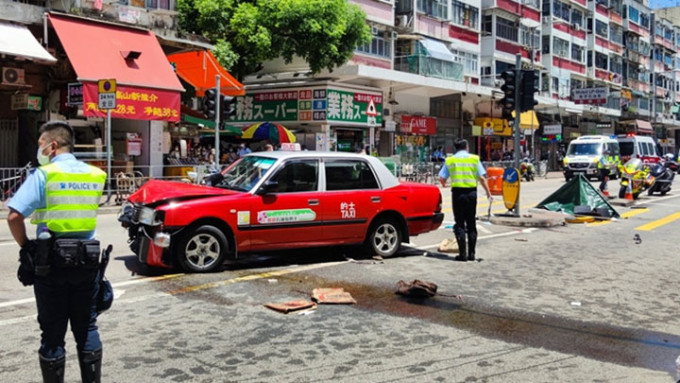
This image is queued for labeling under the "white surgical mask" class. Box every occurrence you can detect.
[36,144,52,166]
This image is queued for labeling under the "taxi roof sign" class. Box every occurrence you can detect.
[98,79,116,93]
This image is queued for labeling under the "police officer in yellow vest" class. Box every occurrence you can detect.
[7,121,107,383]
[438,139,492,261]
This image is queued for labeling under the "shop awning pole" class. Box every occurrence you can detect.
[214,75,221,167]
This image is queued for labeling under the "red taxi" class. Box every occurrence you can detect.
[118,152,444,272]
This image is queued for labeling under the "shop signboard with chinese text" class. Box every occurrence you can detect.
[399,115,436,135]
[67,83,83,105]
[11,94,42,111]
[232,86,382,126]
[82,83,180,122]
[572,87,608,104]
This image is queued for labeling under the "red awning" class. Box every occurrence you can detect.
[167,50,244,97]
[635,119,653,134]
[48,13,183,121]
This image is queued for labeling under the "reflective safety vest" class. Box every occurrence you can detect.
[31,162,107,233]
[446,154,479,188]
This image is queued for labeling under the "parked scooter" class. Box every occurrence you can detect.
[647,160,675,196]
[618,158,650,199]
[663,153,680,174]
[520,158,535,182]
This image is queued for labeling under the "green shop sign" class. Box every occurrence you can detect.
[231,86,382,126]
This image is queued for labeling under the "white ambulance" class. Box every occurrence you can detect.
[563,135,620,181]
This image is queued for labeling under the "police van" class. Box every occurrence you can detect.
[616,133,661,164]
[563,135,620,181]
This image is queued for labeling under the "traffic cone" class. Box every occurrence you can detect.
[624,182,633,201]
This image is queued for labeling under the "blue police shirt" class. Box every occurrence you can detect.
[8,153,96,239]
[438,150,487,180]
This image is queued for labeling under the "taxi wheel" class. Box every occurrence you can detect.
[175,225,227,273]
[364,218,401,258]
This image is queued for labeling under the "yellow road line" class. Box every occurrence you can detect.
[635,212,680,231]
[585,208,649,227]
[167,261,348,295]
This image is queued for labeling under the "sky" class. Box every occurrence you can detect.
[649,0,680,9]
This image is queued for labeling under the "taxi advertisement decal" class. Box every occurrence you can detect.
[257,209,316,224]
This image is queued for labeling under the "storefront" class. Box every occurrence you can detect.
[48,12,184,178]
[230,83,383,152]
[394,114,437,163]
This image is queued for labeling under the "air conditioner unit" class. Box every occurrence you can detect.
[572,23,581,31]
[2,67,25,85]
[396,15,409,27]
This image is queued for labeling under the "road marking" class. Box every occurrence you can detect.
[585,208,649,227]
[167,261,348,295]
[419,228,538,250]
[635,212,680,231]
[0,273,183,310]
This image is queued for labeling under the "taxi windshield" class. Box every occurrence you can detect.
[215,156,276,191]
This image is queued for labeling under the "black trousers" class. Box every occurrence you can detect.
[451,187,477,244]
[599,169,610,192]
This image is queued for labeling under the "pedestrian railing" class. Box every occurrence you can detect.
[1,163,32,203]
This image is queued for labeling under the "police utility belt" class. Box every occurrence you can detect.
[28,238,102,278]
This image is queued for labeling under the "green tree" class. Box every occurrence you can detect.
[177,0,371,80]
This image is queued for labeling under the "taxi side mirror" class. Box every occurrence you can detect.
[256,180,279,195]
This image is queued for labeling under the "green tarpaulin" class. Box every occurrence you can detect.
[536,174,620,218]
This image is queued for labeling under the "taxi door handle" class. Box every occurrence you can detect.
[371,196,381,203]
[308,199,319,206]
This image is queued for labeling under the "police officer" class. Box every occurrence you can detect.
[598,149,611,193]
[439,138,492,262]
[6,121,107,383]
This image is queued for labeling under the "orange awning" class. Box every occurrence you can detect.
[167,50,245,97]
[48,13,183,92]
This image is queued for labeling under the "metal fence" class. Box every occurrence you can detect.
[0,163,32,203]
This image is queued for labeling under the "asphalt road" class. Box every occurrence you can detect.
[0,175,678,382]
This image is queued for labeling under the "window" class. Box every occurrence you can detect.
[521,28,540,49]
[640,13,650,29]
[610,26,623,45]
[553,37,569,57]
[595,20,608,38]
[571,9,583,27]
[417,0,448,19]
[571,44,584,62]
[269,160,319,193]
[542,35,550,54]
[451,49,478,75]
[553,1,571,22]
[482,15,492,34]
[628,6,639,23]
[496,17,518,42]
[451,1,479,29]
[356,33,392,59]
[145,0,171,9]
[595,52,608,70]
[610,57,623,74]
[325,160,379,191]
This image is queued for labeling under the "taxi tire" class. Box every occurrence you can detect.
[364,218,401,258]
[175,225,228,273]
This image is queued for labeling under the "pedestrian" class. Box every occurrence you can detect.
[237,143,251,157]
[6,121,107,382]
[265,143,274,151]
[439,138,492,262]
[598,149,611,193]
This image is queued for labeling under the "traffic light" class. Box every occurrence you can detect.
[220,96,237,121]
[500,70,517,119]
[203,88,217,119]
[520,70,539,112]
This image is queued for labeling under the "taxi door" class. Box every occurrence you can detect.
[247,159,324,250]
[322,158,381,242]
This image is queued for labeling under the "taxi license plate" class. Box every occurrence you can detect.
[587,169,595,174]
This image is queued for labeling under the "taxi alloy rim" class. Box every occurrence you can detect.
[373,222,399,255]
[185,233,220,269]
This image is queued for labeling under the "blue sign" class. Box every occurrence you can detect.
[502,167,520,211]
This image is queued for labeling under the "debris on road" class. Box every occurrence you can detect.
[395,280,438,298]
[514,237,528,242]
[437,238,459,253]
[264,300,317,314]
[570,301,582,307]
[311,288,356,304]
[633,234,642,244]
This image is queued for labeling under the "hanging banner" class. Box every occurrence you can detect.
[399,115,437,135]
[82,82,180,122]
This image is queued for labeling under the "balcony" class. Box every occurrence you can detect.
[394,55,464,81]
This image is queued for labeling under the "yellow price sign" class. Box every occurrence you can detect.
[98,79,116,94]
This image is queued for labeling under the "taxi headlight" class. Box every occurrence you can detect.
[138,207,163,226]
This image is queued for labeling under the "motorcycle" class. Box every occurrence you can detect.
[618,158,651,200]
[663,153,680,175]
[520,158,535,182]
[646,161,675,196]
